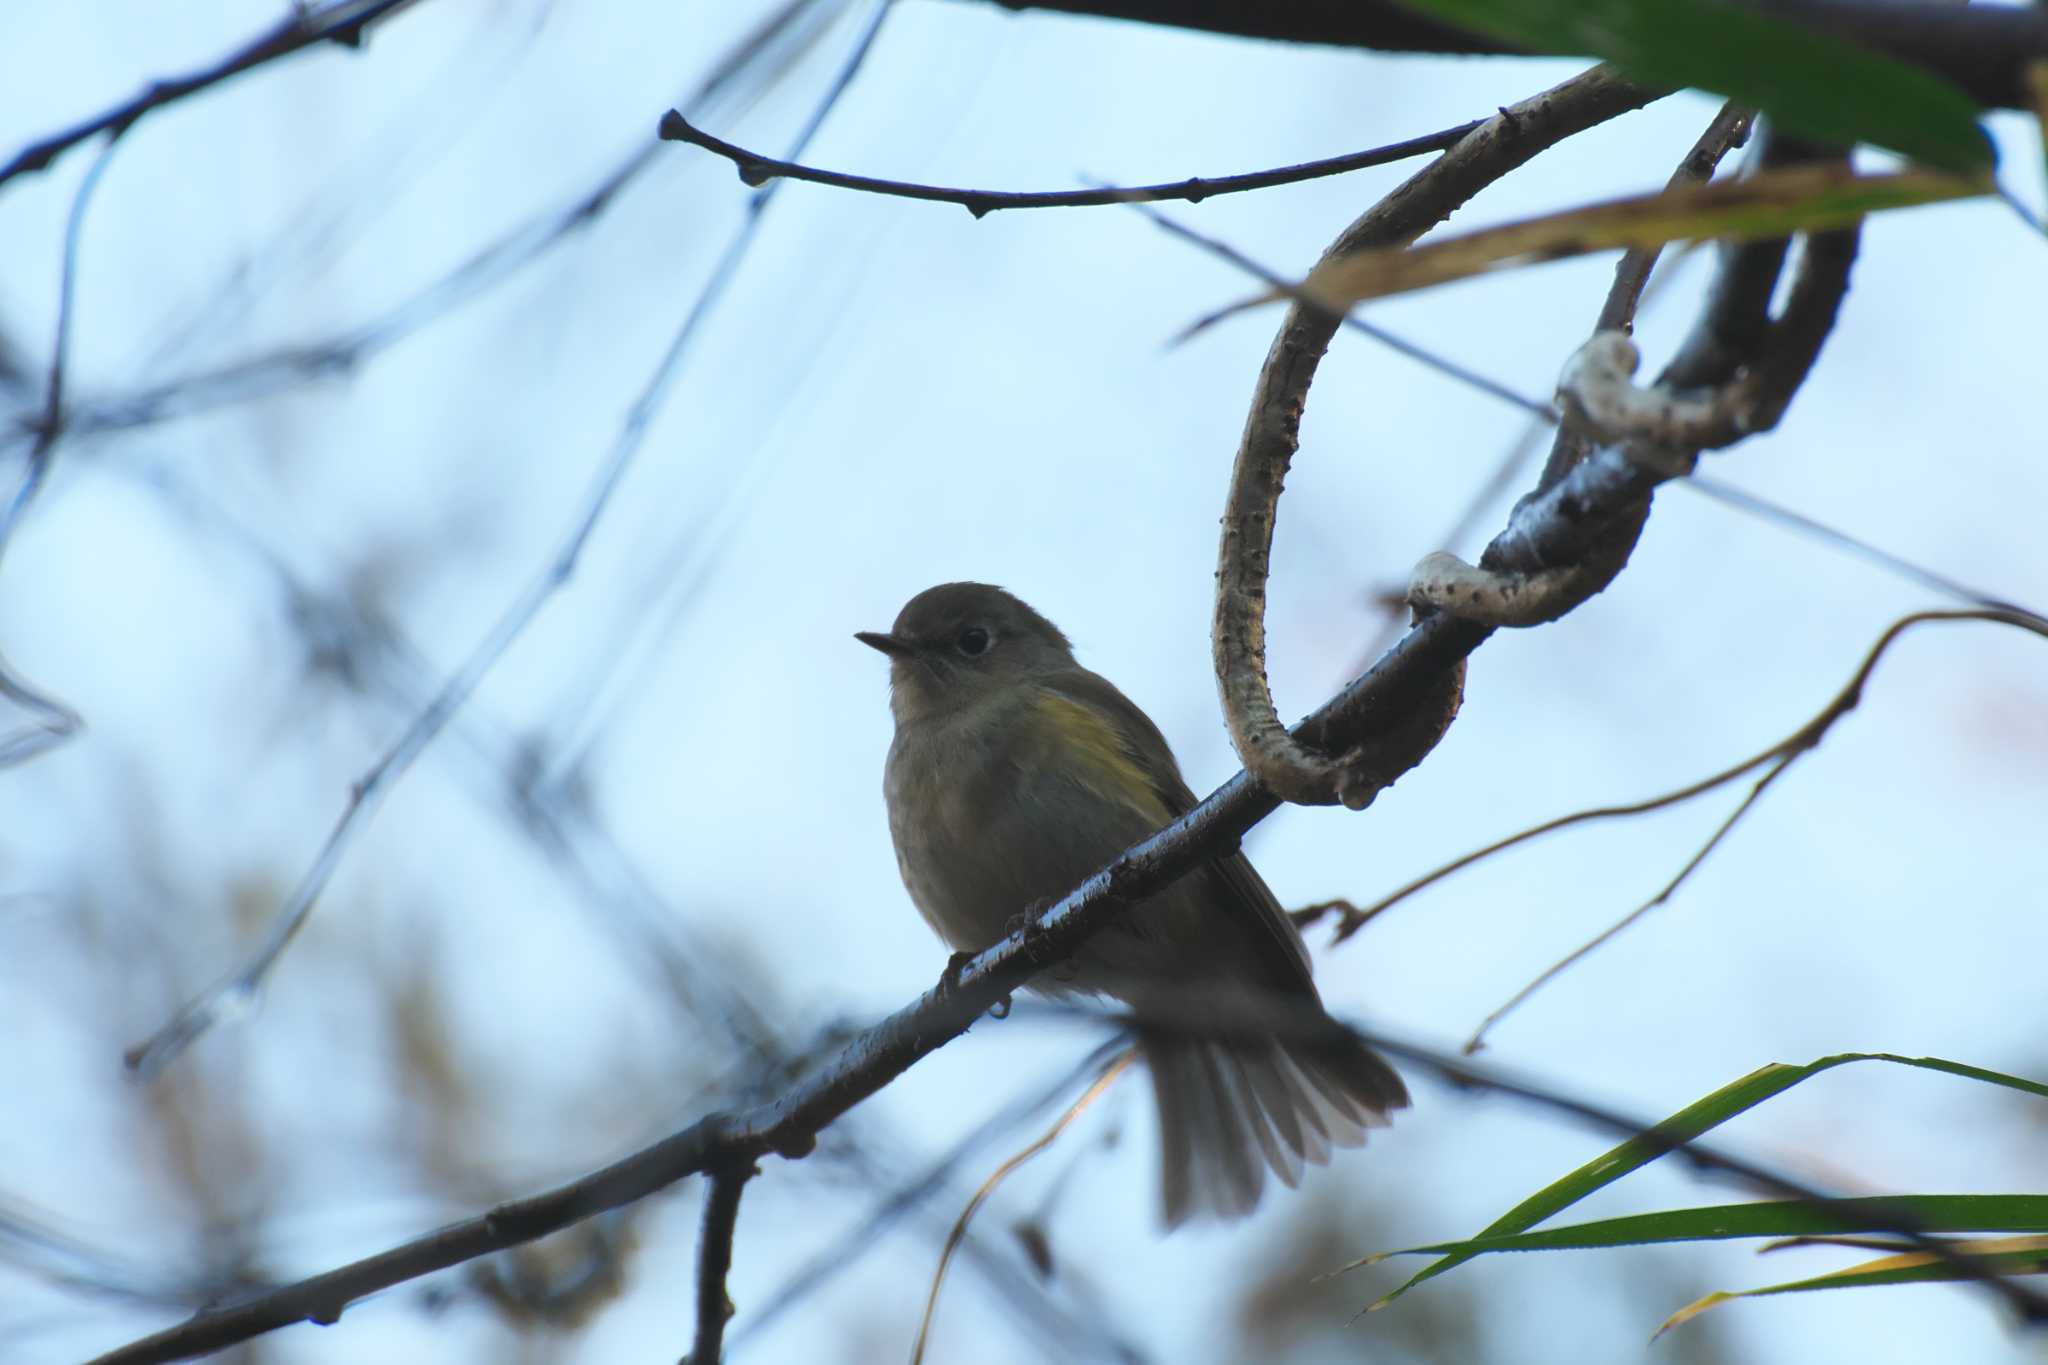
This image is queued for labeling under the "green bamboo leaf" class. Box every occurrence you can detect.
[1361,1053,2048,1310]
[1399,0,1991,172]
[1362,1195,2048,1261]
[1657,1236,2048,1336]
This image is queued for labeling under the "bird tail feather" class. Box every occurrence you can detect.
[1145,1026,1407,1228]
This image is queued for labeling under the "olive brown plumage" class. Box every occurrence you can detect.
[859,582,1406,1226]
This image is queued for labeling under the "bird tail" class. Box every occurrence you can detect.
[1143,1024,1407,1228]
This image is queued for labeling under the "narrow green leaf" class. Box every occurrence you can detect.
[1373,1195,2048,1260]
[1362,1053,2048,1309]
[1398,0,1991,172]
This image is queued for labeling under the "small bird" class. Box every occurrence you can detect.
[858,582,1406,1227]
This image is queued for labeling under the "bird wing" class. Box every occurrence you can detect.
[1037,669,1317,993]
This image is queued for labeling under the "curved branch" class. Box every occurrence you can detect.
[83,367,2033,1365]
[658,110,1485,216]
[1215,66,1659,809]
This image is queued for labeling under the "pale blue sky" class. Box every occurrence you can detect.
[2,3,2045,1362]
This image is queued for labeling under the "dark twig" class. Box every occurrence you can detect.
[659,110,1484,216]
[1457,607,2048,1048]
[75,177,1883,1344]
[685,1168,753,1365]
[1595,105,1753,336]
[1136,131,2029,716]
[1423,128,1858,637]
[7,0,834,451]
[92,952,2048,1364]
[117,460,1134,1363]
[0,133,120,765]
[1214,66,1658,809]
[1137,148,2008,627]
[122,0,899,1079]
[1684,475,2037,613]
[727,1039,1134,1352]
[0,0,414,192]
[1310,609,2047,959]
[1528,101,1755,498]
[1127,200,1557,420]
[81,440,2048,1363]
[1463,756,1796,1053]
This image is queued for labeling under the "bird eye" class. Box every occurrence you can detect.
[956,626,991,657]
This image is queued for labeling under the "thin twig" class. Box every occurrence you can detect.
[1463,756,1793,1053]
[659,110,1484,216]
[685,1168,753,1365]
[0,132,121,766]
[1127,200,1556,420]
[89,990,2048,1363]
[80,92,2036,1365]
[0,0,414,191]
[1597,105,1753,336]
[12,0,833,450]
[81,624,2048,1359]
[1461,607,2048,1048]
[1538,101,1753,493]
[124,460,1136,1363]
[728,1040,1133,1353]
[122,0,901,1079]
[1315,607,2048,948]
[1684,475,2037,614]
[910,1052,1134,1364]
[1142,168,2023,628]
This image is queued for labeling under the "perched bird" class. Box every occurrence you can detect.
[858,582,1406,1227]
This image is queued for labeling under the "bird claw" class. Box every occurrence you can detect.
[937,950,975,1000]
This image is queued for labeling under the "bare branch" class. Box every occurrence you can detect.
[1461,607,2048,1050]
[0,0,415,192]
[1215,65,1658,809]
[1405,551,1593,629]
[1309,609,2048,960]
[0,132,121,766]
[10,0,838,449]
[1556,331,1761,451]
[1130,200,1558,420]
[727,1038,1143,1357]
[1529,97,1755,497]
[95,304,1959,1357]
[121,0,901,1079]
[1465,756,1795,1053]
[1595,104,1755,337]
[92,974,2048,1362]
[685,1168,753,1365]
[658,109,1485,215]
[114,455,1131,1359]
[1686,475,2041,614]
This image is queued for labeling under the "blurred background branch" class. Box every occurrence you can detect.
[3,0,2043,1362]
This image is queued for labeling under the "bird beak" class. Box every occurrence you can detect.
[855,631,913,659]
